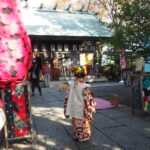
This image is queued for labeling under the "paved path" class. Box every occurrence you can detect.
[91,82,132,107]
[5,85,150,150]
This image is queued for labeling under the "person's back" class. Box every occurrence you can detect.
[30,62,42,96]
[66,80,90,119]
[64,66,96,142]
[31,63,40,80]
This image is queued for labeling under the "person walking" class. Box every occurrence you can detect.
[42,63,51,87]
[30,61,42,96]
[64,66,96,142]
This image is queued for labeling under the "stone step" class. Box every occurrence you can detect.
[42,76,108,88]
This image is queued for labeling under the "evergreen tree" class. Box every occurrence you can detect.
[119,0,150,58]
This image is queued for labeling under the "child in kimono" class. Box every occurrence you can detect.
[64,66,96,142]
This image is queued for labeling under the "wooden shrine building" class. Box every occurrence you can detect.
[21,8,112,80]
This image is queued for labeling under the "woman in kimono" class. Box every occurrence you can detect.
[64,66,96,142]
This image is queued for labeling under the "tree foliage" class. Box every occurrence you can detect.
[119,0,150,58]
[27,0,150,59]
[95,0,150,59]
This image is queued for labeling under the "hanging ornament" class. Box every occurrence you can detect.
[0,0,32,90]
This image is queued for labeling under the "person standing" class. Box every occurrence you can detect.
[127,69,133,87]
[123,69,128,86]
[42,63,51,87]
[64,66,96,142]
[30,61,42,96]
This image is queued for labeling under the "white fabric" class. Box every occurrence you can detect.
[66,80,90,119]
[0,108,6,131]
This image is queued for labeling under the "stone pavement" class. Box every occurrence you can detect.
[3,85,150,150]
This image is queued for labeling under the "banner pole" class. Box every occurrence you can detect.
[119,52,124,84]
[119,68,124,84]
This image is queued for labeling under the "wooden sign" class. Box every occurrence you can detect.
[142,75,150,111]
[131,74,150,114]
[131,75,143,111]
[135,57,144,72]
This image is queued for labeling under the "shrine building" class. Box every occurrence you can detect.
[21,8,112,80]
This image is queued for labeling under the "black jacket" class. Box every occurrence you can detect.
[29,64,40,81]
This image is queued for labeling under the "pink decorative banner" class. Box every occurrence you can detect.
[120,56,126,69]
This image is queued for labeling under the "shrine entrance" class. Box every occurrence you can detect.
[31,39,96,81]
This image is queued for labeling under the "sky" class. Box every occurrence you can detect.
[21,0,111,23]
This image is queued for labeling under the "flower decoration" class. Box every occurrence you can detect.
[71,66,87,77]
[0,0,32,90]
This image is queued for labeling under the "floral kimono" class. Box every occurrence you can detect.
[64,80,96,141]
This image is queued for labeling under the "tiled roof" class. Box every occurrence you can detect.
[22,9,112,39]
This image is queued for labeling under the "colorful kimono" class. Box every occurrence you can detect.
[64,80,96,141]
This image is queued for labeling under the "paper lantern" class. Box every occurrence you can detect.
[0,0,32,90]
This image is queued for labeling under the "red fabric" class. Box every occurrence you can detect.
[11,85,29,137]
[42,66,51,74]
[0,0,32,89]
[0,99,3,108]
[144,96,148,101]
[72,117,91,140]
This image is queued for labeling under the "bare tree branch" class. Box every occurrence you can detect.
[87,0,92,12]
[99,0,113,21]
